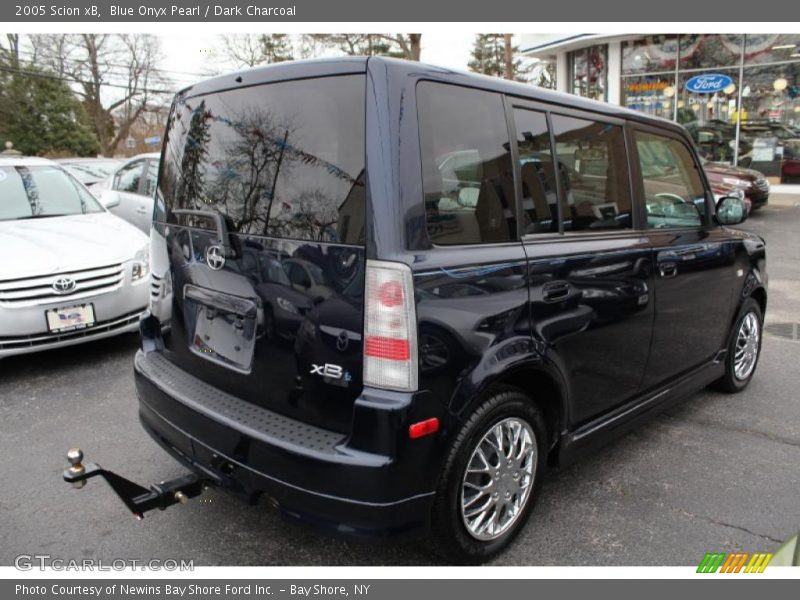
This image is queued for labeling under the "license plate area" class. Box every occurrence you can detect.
[183,285,258,374]
[46,304,96,333]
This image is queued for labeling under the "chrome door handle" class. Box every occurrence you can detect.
[542,281,571,302]
[658,263,678,279]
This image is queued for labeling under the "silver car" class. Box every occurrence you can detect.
[91,153,160,234]
[0,157,150,358]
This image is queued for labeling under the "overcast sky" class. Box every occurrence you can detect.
[158,32,480,88]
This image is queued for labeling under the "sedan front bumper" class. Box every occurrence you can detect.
[0,265,148,357]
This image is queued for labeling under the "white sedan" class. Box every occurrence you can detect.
[0,157,150,357]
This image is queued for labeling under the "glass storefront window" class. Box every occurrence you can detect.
[679,35,742,70]
[676,70,741,163]
[744,34,800,66]
[740,63,800,179]
[622,35,680,75]
[569,45,607,101]
[615,33,800,180]
[622,74,677,120]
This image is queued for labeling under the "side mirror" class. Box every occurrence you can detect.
[100,189,121,209]
[716,194,747,226]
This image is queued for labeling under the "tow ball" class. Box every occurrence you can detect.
[62,448,210,519]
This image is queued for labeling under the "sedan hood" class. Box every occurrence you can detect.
[705,162,764,180]
[0,212,148,280]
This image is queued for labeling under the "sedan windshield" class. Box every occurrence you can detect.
[61,161,120,184]
[0,165,104,221]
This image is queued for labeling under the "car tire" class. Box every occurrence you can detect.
[711,297,763,393]
[430,386,547,564]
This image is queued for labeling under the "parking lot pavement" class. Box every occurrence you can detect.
[1,198,798,567]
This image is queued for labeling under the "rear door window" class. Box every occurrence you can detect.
[551,115,633,231]
[417,82,517,244]
[159,74,365,244]
[143,159,159,197]
[114,160,145,193]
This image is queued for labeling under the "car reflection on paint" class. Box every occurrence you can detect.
[415,274,531,377]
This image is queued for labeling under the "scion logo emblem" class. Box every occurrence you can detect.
[205,245,226,271]
[52,276,76,294]
[336,330,350,352]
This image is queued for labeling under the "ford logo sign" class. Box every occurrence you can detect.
[685,73,734,94]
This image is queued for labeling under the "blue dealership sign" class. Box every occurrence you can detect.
[685,73,734,94]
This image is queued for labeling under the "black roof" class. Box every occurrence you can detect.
[179,56,686,136]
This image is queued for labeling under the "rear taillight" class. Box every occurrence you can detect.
[363,259,418,392]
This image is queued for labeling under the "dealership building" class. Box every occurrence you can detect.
[520,34,800,183]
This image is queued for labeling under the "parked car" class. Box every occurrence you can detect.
[0,157,150,358]
[702,159,770,211]
[124,58,764,563]
[92,153,160,234]
[56,158,122,188]
[685,120,752,164]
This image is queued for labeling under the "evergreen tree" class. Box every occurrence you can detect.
[258,34,294,64]
[176,99,212,208]
[469,34,530,82]
[0,67,100,156]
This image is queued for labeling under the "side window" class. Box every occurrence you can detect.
[634,131,708,229]
[551,115,633,231]
[143,160,159,197]
[113,160,145,193]
[512,108,559,234]
[417,82,517,244]
[286,262,311,290]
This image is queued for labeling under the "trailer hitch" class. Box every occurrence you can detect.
[62,448,210,520]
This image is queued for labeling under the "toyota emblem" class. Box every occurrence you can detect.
[52,276,76,294]
[205,245,226,271]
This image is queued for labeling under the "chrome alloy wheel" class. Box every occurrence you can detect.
[460,417,536,541]
[734,312,761,381]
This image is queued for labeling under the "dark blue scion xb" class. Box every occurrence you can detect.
[135,56,766,563]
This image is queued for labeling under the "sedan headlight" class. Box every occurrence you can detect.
[722,176,751,189]
[131,245,150,283]
[276,296,298,314]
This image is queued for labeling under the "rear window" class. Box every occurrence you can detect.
[416,82,517,245]
[158,74,365,245]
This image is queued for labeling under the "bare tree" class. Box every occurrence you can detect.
[503,34,514,81]
[30,33,169,156]
[0,34,21,68]
[300,34,422,60]
[218,34,294,69]
[389,34,422,61]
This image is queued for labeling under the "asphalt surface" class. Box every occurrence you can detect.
[1,197,798,566]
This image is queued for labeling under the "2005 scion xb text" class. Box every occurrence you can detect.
[16,584,371,597]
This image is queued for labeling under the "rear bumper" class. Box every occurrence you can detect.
[134,349,442,537]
